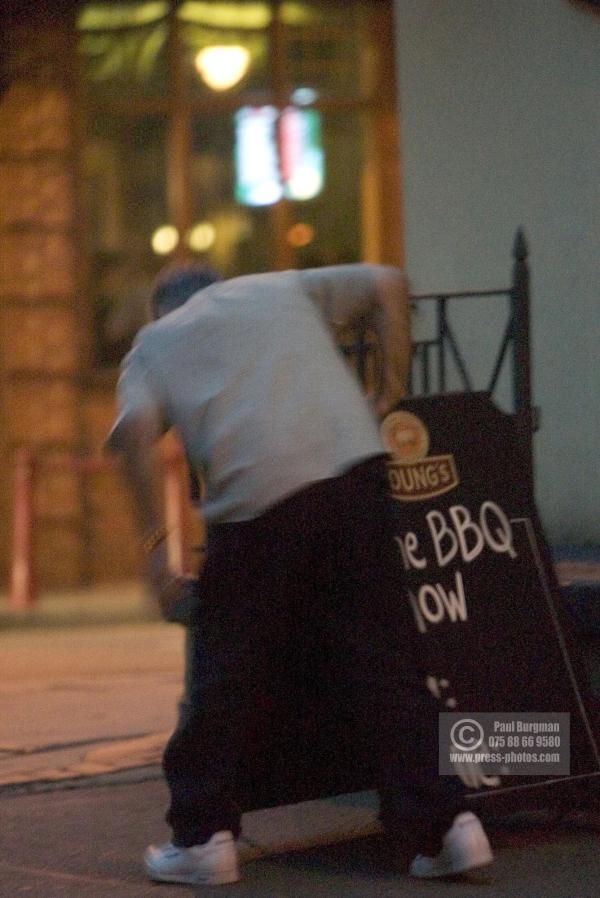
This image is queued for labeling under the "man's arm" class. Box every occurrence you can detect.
[108,412,185,614]
[106,348,186,615]
[300,264,411,416]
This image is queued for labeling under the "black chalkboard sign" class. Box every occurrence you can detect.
[378,392,600,807]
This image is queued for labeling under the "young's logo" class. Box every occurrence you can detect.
[380,410,459,502]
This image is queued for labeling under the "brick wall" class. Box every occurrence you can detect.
[0,16,89,587]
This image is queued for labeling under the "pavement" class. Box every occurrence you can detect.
[0,583,181,789]
[1,567,600,896]
[2,781,600,898]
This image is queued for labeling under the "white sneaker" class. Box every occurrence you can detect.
[144,830,240,885]
[409,812,493,878]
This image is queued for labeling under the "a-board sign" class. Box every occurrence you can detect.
[236,392,600,812]
[377,392,600,806]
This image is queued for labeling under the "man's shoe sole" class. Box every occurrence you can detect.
[412,851,493,878]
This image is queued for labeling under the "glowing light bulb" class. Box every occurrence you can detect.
[151,225,179,255]
[195,46,251,91]
[286,223,315,248]
[187,221,216,252]
[286,166,323,201]
[291,87,318,106]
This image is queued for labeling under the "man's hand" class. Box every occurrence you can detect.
[300,264,410,411]
[145,540,195,619]
[366,391,397,421]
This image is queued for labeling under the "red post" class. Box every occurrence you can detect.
[163,449,190,576]
[9,448,37,610]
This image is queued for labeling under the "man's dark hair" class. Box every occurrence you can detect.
[151,264,223,319]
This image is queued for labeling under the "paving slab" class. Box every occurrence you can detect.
[0,606,184,788]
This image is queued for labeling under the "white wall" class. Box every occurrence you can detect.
[393,0,600,543]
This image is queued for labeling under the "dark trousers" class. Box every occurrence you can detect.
[163,457,466,853]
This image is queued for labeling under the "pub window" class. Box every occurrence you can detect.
[77,0,400,366]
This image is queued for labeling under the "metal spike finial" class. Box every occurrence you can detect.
[513,227,528,262]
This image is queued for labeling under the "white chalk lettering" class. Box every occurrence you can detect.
[394,533,427,571]
[448,506,484,563]
[407,589,427,633]
[412,572,468,632]
[419,584,446,624]
[394,536,410,571]
[426,510,459,567]
[427,503,517,567]
[437,571,468,622]
[480,501,517,559]
[405,531,427,569]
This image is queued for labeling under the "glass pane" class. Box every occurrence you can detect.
[280,0,377,100]
[188,113,273,276]
[83,114,168,365]
[288,111,364,268]
[77,1,169,100]
[179,1,272,99]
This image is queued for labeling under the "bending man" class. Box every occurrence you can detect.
[107,263,493,885]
